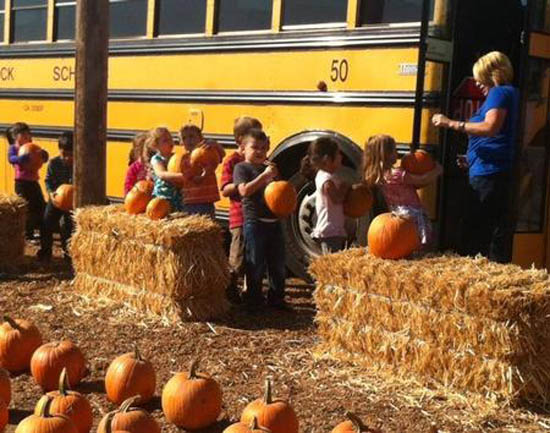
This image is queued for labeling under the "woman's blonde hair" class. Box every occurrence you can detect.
[473,51,514,87]
[363,134,396,187]
[146,126,171,151]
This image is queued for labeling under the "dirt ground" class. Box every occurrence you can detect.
[2,244,550,433]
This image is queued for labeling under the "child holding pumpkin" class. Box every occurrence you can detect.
[8,122,49,242]
[363,134,442,250]
[221,116,264,303]
[124,132,152,196]
[308,137,350,253]
[37,132,74,263]
[178,124,225,218]
[233,128,287,310]
[149,127,185,211]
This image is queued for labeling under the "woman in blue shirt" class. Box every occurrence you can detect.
[432,51,520,263]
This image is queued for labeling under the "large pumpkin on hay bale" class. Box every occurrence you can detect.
[0,316,43,372]
[401,149,435,175]
[30,340,88,391]
[343,184,373,218]
[18,143,45,172]
[241,378,299,433]
[145,198,171,220]
[105,346,156,406]
[52,184,74,212]
[331,412,377,433]
[190,145,220,168]
[124,180,153,215]
[16,395,78,433]
[97,396,160,433]
[37,368,93,433]
[0,368,11,406]
[162,360,222,430]
[167,148,189,174]
[264,181,297,218]
[367,212,419,259]
[224,417,271,433]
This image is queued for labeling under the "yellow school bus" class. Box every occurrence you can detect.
[0,0,548,277]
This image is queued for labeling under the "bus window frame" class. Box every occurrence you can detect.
[154,0,208,38]
[281,22,347,32]
[54,0,75,42]
[109,0,148,40]
[10,0,48,44]
[0,1,4,44]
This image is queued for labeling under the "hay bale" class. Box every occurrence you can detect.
[0,193,26,268]
[310,249,550,403]
[70,205,230,322]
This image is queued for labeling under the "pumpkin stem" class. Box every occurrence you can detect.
[119,395,141,413]
[104,412,116,433]
[3,316,19,330]
[264,378,272,405]
[188,359,199,379]
[37,395,54,418]
[133,345,142,361]
[346,412,369,433]
[59,367,71,396]
[249,416,260,430]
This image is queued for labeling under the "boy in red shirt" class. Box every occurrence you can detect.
[220,116,263,304]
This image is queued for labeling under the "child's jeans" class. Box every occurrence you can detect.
[243,220,286,306]
[182,202,215,219]
[316,236,347,254]
[15,179,45,240]
[39,201,73,259]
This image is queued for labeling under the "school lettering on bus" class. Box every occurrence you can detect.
[0,67,15,81]
[53,66,75,82]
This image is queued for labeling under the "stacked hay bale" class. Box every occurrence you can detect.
[0,193,27,269]
[70,205,230,321]
[310,249,550,403]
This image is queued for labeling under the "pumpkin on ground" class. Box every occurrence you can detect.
[162,360,222,429]
[145,198,171,221]
[18,143,45,172]
[367,212,419,259]
[97,396,160,433]
[264,181,297,218]
[97,412,132,433]
[105,346,156,405]
[240,378,299,433]
[15,395,78,433]
[343,183,373,218]
[223,416,271,433]
[36,368,93,433]
[124,180,153,215]
[52,184,75,212]
[0,398,7,432]
[0,316,43,372]
[30,340,87,392]
[0,368,11,405]
[401,149,435,175]
[190,145,220,169]
[331,412,380,433]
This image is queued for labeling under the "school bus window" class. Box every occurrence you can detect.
[531,0,550,31]
[11,0,47,42]
[282,0,347,27]
[110,0,147,39]
[157,0,206,36]
[360,0,434,25]
[54,1,75,41]
[217,0,272,33]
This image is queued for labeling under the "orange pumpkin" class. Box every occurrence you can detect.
[331,412,379,433]
[264,181,297,218]
[343,184,373,218]
[162,360,222,429]
[18,143,45,172]
[0,368,11,406]
[0,316,43,372]
[0,398,7,432]
[240,379,299,433]
[190,145,220,168]
[97,396,160,433]
[52,184,74,212]
[145,198,171,220]
[105,346,156,406]
[30,340,88,392]
[37,368,93,433]
[224,416,271,433]
[367,212,419,259]
[97,412,132,433]
[124,180,153,215]
[15,395,78,433]
[167,148,189,173]
[401,150,435,175]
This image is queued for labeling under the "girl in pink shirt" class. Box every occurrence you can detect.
[308,137,349,253]
[363,134,442,250]
[124,132,152,195]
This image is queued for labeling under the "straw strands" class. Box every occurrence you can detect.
[70,205,230,322]
[0,193,26,268]
[310,249,550,403]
